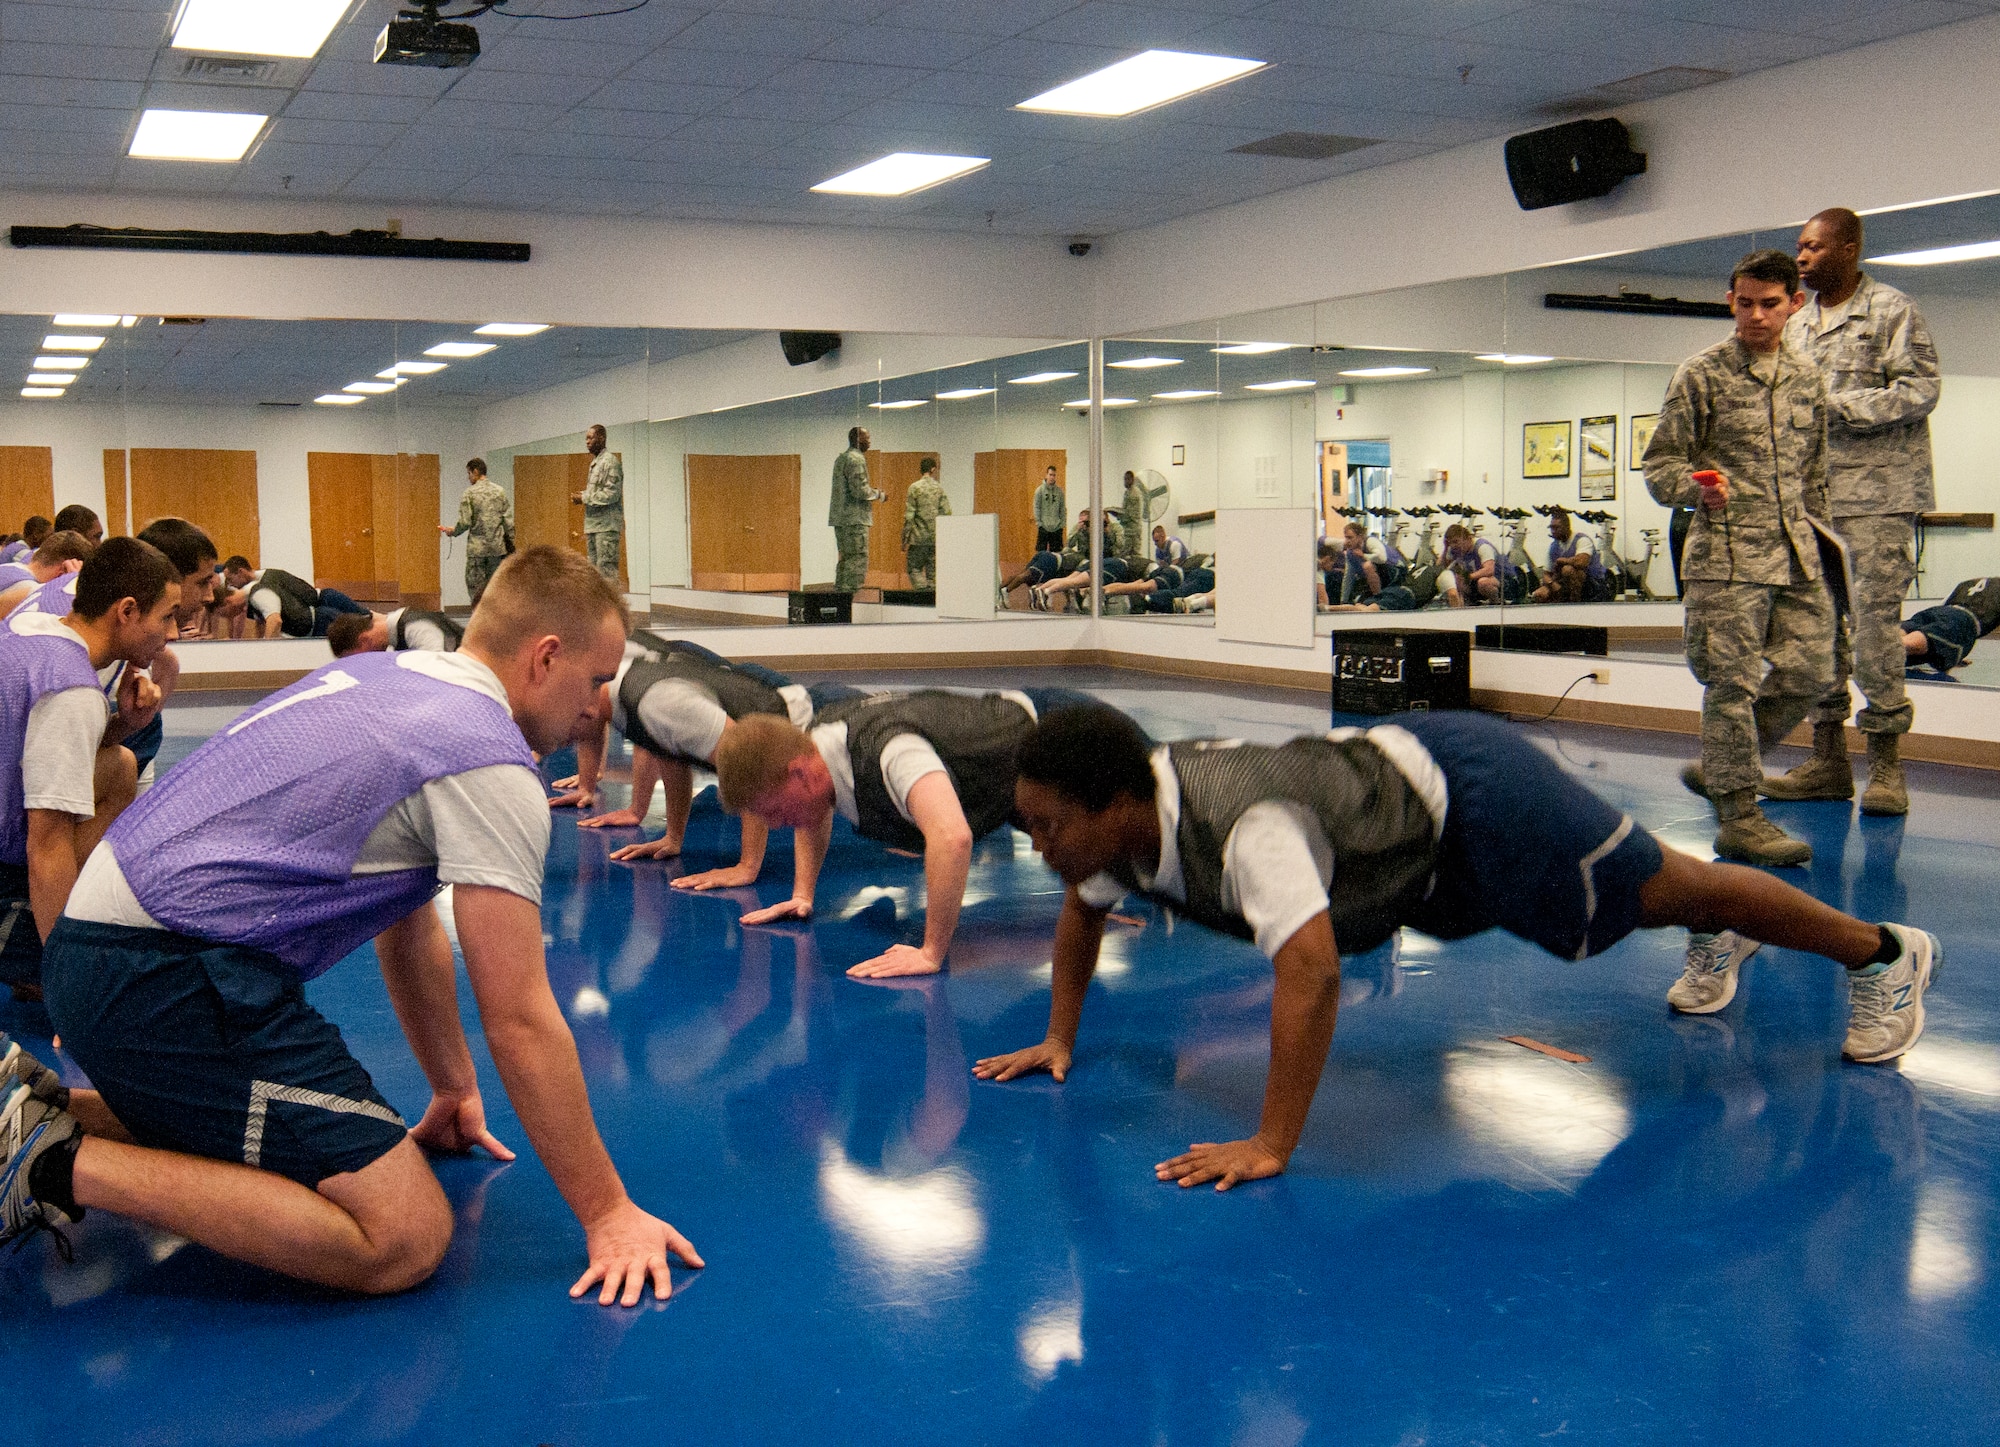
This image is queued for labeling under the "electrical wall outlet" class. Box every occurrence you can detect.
[1589,668,1610,685]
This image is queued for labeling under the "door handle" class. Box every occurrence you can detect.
[361,528,373,536]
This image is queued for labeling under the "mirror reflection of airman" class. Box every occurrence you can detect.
[441,457,513,605]
[829,426,876,592]
[901,459,951,589]
[1118,472,1148,566]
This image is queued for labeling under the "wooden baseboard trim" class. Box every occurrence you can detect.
[176,669,318,692]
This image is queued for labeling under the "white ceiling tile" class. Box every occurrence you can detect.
[811,25,997,68]
[665,11,855,56]
[585,77,742,113]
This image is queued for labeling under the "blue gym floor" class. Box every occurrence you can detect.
[6,668,1999,1447]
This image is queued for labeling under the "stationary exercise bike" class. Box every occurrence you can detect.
[1575,510,1635,598]
[1487,506,1542,595]
[1628,528,1668,600]
[1395,506,1447,606]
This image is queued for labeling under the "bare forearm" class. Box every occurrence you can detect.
[628,746,664,819]
[659,757,693,844]
[920,837,971,961]
[485,1006,628,1225]
[791,814,831,903]
[1257,920,1342,1159]
[575,723,608,795]
[26,832,79,942]
[1046,898,1105,1047]
[377,907,478,1096]
[737,811,769,875]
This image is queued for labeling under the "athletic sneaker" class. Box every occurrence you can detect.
[1028,585,1048,612]
[1,1083,82,1257]
[0,1032,69,1110]
[1844,924,1942,1064]
[1668,930,1760,1014]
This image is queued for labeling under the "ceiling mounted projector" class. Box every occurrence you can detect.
[375,2,480,68]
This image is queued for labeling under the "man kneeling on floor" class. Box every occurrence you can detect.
[974,705,1940,1191]
[2,546,702,1303]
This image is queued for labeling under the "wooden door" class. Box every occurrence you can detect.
[687,454,800,592]
[395,454,441,610]
[308,452,380,594]
[974,448,1066,576]
[103,451,128,537]
[515,452,628,592]
[863,451,930,589]
[1319,442,1348,538]
[129,448,259,567]
[0,446,54,536]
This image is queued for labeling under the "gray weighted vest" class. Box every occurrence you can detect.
[391,609,463,652]
[1115,736,1438,955]
[617,639,788,762]
[256,568,319,637]
[816,690,1035,851]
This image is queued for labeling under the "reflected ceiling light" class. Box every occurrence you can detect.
[26,374,74,386]
[1153,389,1218,400]
[1018,50,1267,117]
[52,314,119,327]
[1443,1045,1631,1183]
[129,108,267,162]
[423,341,496,358]
[811,152,990,197]
[32,356,87,370]
[20,387,64,398]
[343,380,399,394]
[936,387,995,400]
[1009,370,1078,385]
[378,361,447,378]
[41,335,103,351]
[1872,239,2000,267]
[1245,379,1315,391]
[868,399,928,410]
[1213,342,1291,355]
[1108,356,1181,369]
[172,0,351,59]
[120,315,139,327]
[315,393,365,405]
[1474,353,1555,365]
[1339,365,1430,378]
[1065,397,1137,407]
[474,322,551,336]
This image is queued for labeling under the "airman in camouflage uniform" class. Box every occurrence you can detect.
[439,457,513,605]
[901,458,952,589]
[1644,249,1835,867]
[829,426,879,592]
[1118,471,1149,567]
[576,423,624,586]
[1068,509,1124,563]
[1765,209,1941,817]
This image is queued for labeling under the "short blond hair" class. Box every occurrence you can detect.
[464,544,625,655]
[715,714,816,813]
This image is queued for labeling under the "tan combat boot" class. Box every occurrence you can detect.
[1713,789,1813,867]
[1861,733,1910,817]
[1760,721,1855,801]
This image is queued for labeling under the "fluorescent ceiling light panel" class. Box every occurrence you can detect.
[378,361,447,378]
[1009,370,1078,385]
[423,341,496,358]
[1018,50,1267,118]
[1108,356,1181,370]
[473,323,550,336]
[120,316,139,327]
[1066,397,1137,408]
[935,387,995,400]
[52,314,119,327]
[26,374,74,386]
[343,380,398,394]
[868,399,928,410]
[812,152,990,197]
[20,387,64,398]
[1153,389,1219,400]
[1213,342,1291,355]
[1339,366,1430,378]
[41,335,103,352]
[315,393,365,405]
[1871,239,2000,267]
[129,109,266,162]
[1245,379,1315,391]
[172,0,351,59]
[32,357,87,370]
[1473,353,1554,365]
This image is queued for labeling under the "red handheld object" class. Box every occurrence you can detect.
[1691,470,1724,487]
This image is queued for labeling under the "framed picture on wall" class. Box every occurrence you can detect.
[1579,414,1616,501]
[1629,413,1659,468]
[1172,445,1186,465]
[1523,421,1571,478]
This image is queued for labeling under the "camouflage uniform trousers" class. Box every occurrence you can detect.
[1812,513,1916,735]
[834,524,870,592]
[905,542,936,589]
[586,530,621,585]
[464,552,503,605]
[1683,576,1837,797]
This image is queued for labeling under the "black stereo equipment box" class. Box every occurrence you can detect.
[1504,118,1646,210]
[881,589,935,606]
[1474,622,1609,656]
[788,590,852,625]
[1333,629,1471,717]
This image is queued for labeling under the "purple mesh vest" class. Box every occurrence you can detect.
[0,562,34,591]
[0,618,103,866]
[0,540,26,564]
[108,653,535,980]
[6,573,76,619]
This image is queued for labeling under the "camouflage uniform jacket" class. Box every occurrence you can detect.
[581,449,623,534]
[902,476,951,545]
[1118,478,1148,562]
[1783,273,1939,517]
[447,477,514,558]
[1033,478,1065,532]
[1643,336,1831,586]
[1068,515,1124,559]
[828,448,873,528]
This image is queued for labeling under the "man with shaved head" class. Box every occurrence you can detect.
[1770,207,1941,817]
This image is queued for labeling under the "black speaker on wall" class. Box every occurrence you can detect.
[779,330,841,366]
[1504,118,1646,211]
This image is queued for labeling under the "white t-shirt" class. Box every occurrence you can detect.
[1077,730,1448,959]
[243,570,284,623]
[609,649,811,762]
[11,612,108,821]
[384,607,451,653]
[66,650,552,926]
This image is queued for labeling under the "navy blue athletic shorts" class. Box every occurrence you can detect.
[1023,686,1095,720]
[1395,711,1664,961]
[0,864,38,991]
[123,713,164,777]
[43,919,407,1187]
[806,680,867,712]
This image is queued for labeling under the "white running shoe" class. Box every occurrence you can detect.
[1668,930,1760,1014]
[1843,923,1942,1064]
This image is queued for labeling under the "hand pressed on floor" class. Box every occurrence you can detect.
[1156,1136,1287,1191]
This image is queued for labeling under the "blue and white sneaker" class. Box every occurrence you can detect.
[1844,924,1942,1064]
[2,1082,82,1256]
[0,1032,69,1109]
[1667,931,1760,1014]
